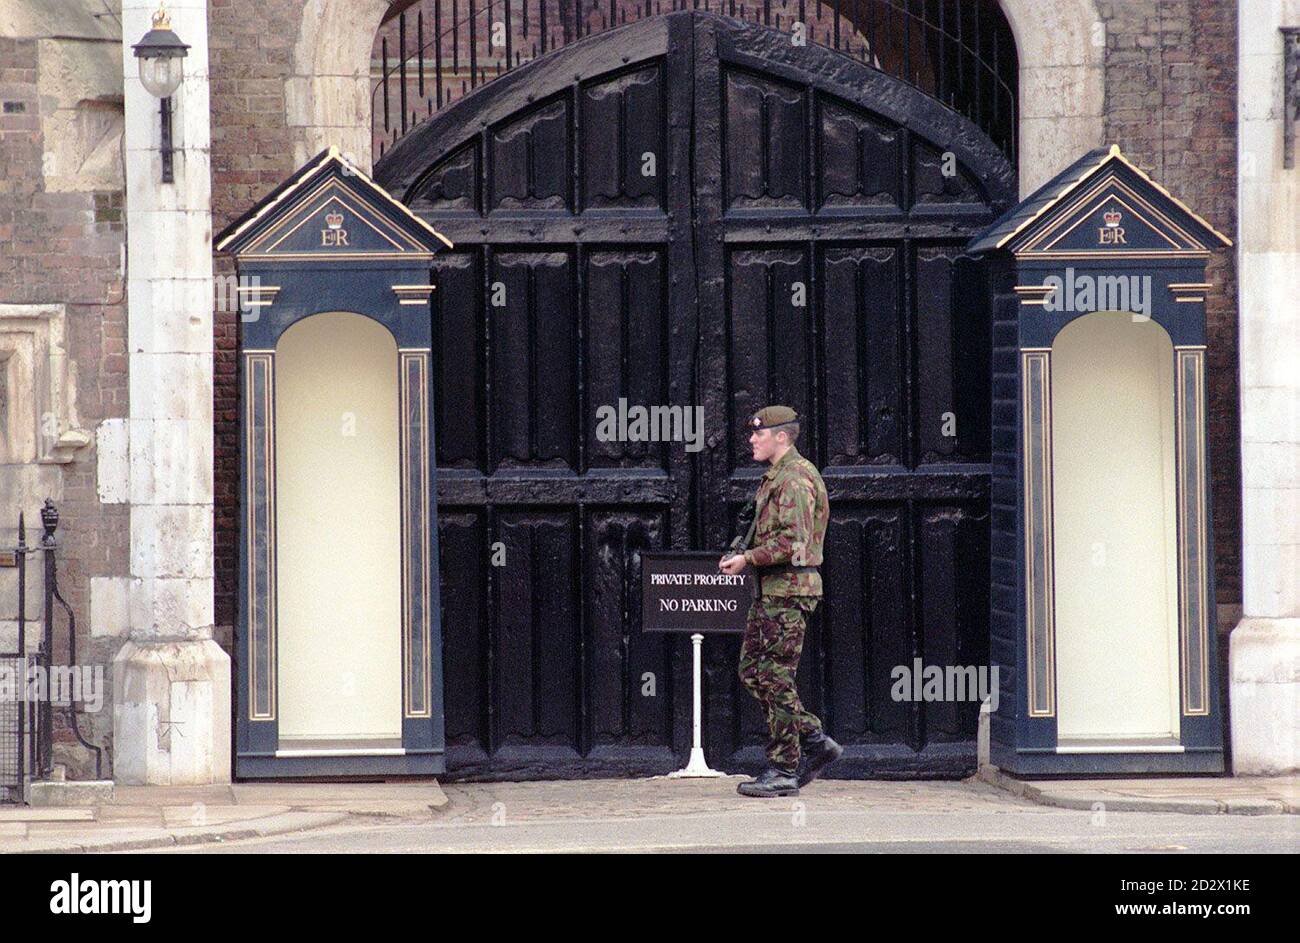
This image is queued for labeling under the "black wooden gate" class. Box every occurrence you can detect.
[376,10,1016,779]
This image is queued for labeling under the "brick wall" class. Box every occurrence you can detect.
[209,0,310,629]
[1098,0,1241,612]
[0,36,129,769]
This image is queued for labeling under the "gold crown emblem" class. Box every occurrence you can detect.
[324,211,344,230]
[152,3,171,30]
[1103,209,1122,227]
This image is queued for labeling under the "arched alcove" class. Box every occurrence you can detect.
[274,310,404,746]
[1050,311,1179,743]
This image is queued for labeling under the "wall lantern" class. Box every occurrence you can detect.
[968,145,1232,775]
[132,2,189,183]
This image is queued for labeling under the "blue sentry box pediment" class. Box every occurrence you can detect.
[216,145,451,261]
[969,144,1231,259]
[216,146,452,350]
[966,146,1229,776]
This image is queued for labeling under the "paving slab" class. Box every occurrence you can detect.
[977,766,1298,814]
[0,780,446,853]
[0,807,93,822]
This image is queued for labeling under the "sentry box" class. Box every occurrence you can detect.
[967,146,1231,775]
[216,147,453,779]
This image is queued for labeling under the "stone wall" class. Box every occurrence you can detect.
[0,24,129,775]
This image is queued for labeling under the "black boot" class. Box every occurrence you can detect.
[796,730,843,787]
[737,765,800,798]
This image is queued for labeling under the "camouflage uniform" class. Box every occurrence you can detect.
[738,595,823,770]
[736,410,830,773]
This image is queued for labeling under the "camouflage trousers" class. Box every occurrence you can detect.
[737,594,823,772]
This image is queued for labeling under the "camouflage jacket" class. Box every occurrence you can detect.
[744,445,829,597]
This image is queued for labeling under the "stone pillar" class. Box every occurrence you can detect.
[112,0,229,784]
[1230,0,1299,776]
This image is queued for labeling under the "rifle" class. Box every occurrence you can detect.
[723,500,758,556]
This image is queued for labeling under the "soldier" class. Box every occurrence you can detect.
[720,405,841,797]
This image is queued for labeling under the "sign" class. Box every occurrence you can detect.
[642,552,756,633]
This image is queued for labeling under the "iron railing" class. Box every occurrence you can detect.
[0,501,102,803]
[0,513,31,803]
[371,0,1018,163]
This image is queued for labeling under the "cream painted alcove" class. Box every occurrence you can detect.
[1050,311,1181,744]
[273,310,404,745]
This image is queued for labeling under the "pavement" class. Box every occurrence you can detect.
[0,782,448,853]
[975,766,1300,815]
[0,770,1295,854]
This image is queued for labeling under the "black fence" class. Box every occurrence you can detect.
[0,500,101,804]
[372,0,1018,163]
[0,654,32,802]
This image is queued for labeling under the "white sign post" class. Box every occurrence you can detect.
[668,632,725,778]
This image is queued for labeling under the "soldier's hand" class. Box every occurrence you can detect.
[719,554,747,575]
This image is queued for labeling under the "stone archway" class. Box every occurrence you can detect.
[290,0,1105,193]
[997,0,1105,196]
[286,0,393,170]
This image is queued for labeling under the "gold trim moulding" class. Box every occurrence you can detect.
[216,149,338,250]
[1013,285,1056,293]
[1024,181,1192,254]
[235,286,281,294]
[1021,349,1057,718]
[1014,250,1212,260]
[258,187,410,255]
[1056,741,1185,754]
[395,284,436,307]
[1174,295,1206,303]
[235,251,436,262]
[993,144,1232,250]
[1168,282,1212,290]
